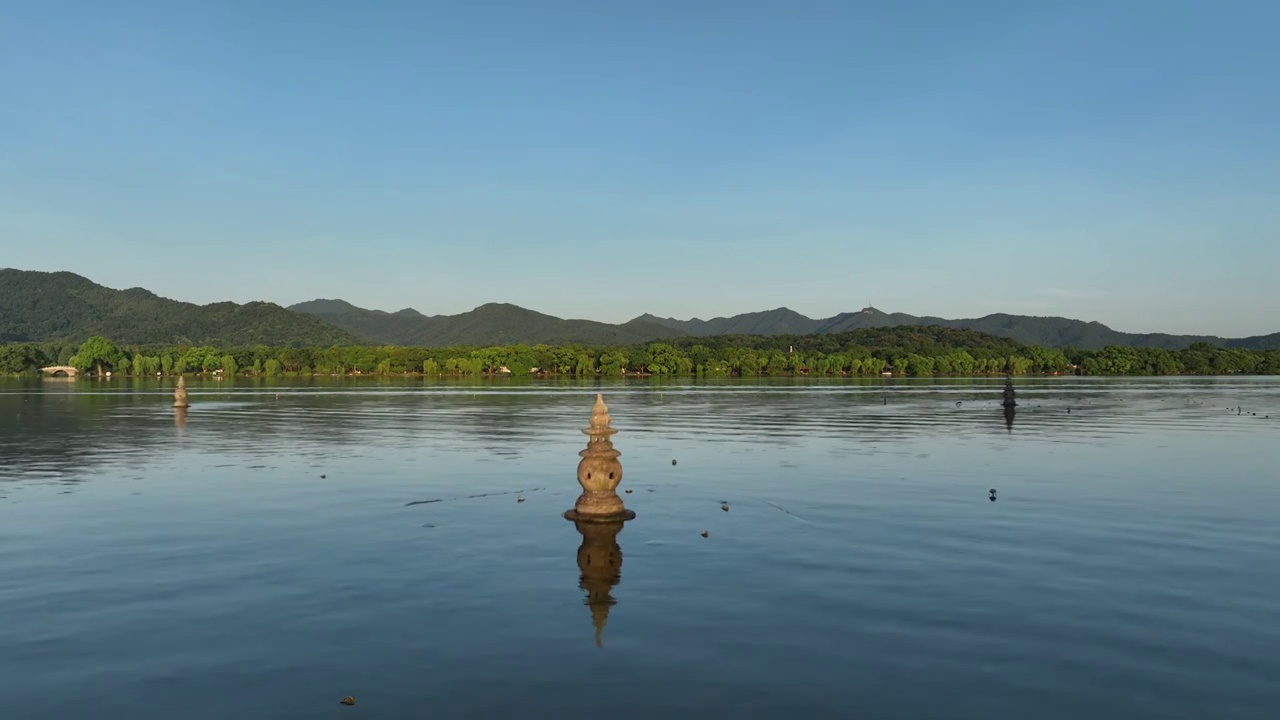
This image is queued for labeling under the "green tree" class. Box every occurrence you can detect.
[0,344,49,375]
[599,351,628,375]
[70,336,124,377]
[908,354,935,376]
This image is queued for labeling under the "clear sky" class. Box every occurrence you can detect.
[2,1,1277,336]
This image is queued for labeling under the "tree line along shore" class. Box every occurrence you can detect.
[3,326,1278,378]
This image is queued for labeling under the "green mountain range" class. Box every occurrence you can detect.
[0,269,357,347]
[632,307,1280,351]
[291,300,1280,351]
[287,298,679,347]
[3,268,1277,350]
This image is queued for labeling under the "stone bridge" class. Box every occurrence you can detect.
[40,365,78,377]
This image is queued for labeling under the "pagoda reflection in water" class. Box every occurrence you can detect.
[570,518,626,648]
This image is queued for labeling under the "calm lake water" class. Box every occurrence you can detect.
[2,377,1278,719]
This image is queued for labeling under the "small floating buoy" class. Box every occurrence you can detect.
[988,488,998,502]
[516,495,525,503]
[339,696,355,706]
[624,488,632,494]
[320,474,326,479]
[671,459,677,466]
[700,530,708,538]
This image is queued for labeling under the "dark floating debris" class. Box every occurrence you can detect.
[339,696,355,706]
[406,487,546,507]
[320,474,326,479]
[516,495,525,503]
[671,459,677,466]
[989,488,998,502]
[721,503,730,512]
[700,530,709,538]
[624,488,633,494]
[765,501,809,523]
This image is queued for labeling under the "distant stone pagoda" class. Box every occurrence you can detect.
[1002,377,1017,408]
[173,375,190,408]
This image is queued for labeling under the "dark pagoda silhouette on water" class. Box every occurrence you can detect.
[1001,377,1017,432]
[564,394,634,647]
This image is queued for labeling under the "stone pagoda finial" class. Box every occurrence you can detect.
[564,393,634,522]
[588,393,614,434]
[173,375,190,408]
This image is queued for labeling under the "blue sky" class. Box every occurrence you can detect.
[2,1,1277,336]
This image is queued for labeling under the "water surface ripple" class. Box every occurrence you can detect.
[1,377,1277,718]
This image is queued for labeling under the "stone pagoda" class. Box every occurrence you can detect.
[1001,377,1017,408]
[173,375,190,408]
[564,394,635,522]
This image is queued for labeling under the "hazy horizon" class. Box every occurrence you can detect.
[3,1,1278,335]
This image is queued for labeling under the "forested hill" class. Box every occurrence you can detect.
[633,307,1280,351]
[5,267,1277,351]
[288,299,684,346]
[0,269,357,346]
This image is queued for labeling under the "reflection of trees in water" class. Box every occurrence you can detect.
[0,382,601,480]
[0,384,173,481]
[4,377,1255,480]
